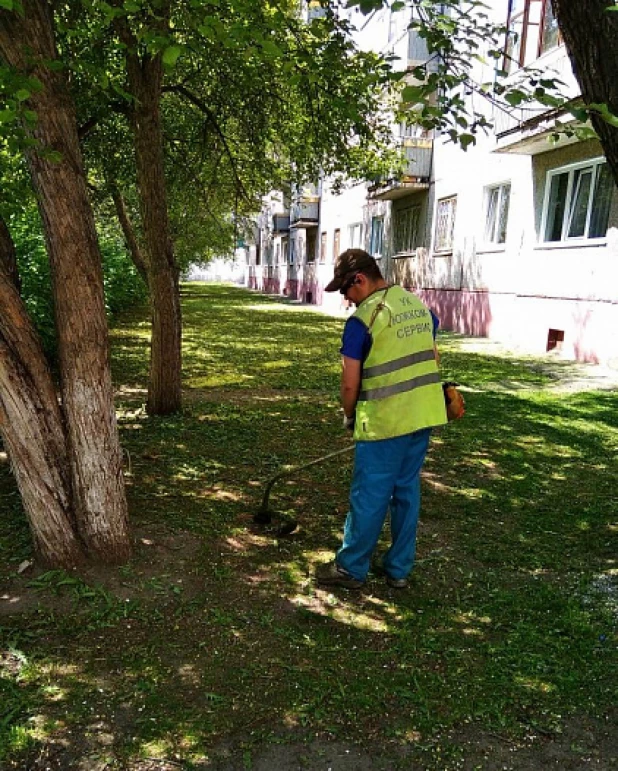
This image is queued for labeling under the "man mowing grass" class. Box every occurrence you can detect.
[316,249,447,590]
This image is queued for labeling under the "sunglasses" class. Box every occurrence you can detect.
[339,274,359,295]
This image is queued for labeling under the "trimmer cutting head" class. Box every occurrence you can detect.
[252,443,353,538]
[253,506,298,536]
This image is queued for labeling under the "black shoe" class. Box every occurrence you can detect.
[315,561,364,590]
[371,561,408,589]
[386,575,408,589]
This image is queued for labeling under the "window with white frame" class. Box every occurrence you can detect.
[393,206,421,254]
[542,159,613,242]
[282,240,289,265]
[348,222,364,249]
[288,240,295,264]
[484,183,511,244]
[370,216,384,257]
[434,196,457,253]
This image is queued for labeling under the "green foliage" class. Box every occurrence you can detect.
[5,202,146,358]
[52,0,398,268]
[98,219,148,317]
[7,207,56,356]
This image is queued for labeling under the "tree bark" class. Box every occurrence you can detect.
[0,245,84,567]
[0,217,21,292]
[552,0,618,186]
[117,7,182,415]
[110,184,150,286]
[0,0,130,563]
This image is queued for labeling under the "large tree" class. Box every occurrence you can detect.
[0,0,130,566]
[113,2,182,416]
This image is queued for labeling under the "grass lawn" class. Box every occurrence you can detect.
[0,283,616,770]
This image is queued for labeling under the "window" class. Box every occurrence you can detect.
[393,206,421,254]
[289,240,295,264]
[542,159,613,242]
[369,217,384,257]
[434,196,457,253]
[306,231,317,263]
[348,222,364,249]
[282,240,289,265]
[320,231,327,263]
[539,0,559,55]
[504,0,561,73]
[484,183,511,244]
[275,243,281,264]
[333,229,341,261]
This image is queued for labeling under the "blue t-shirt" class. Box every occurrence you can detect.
[340,308,439,362]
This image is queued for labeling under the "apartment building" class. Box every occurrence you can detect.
[244,0,618,366]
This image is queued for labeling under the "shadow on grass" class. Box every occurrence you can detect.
[1,283,616,769]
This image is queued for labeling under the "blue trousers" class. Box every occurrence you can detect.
[336,429,431,582]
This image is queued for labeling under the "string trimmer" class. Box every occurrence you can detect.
[253,444,355,536]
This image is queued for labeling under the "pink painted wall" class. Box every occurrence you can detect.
[417,288,617,364]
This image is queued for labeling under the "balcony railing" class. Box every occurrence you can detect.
[368,138,433,201]
[290,199,319,227]
[493,45,579,153]
[272,213,290,234]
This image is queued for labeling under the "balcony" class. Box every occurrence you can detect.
[272,213,290,234]
[290,198,319,228]
[368,138,432,201]
[493,45,581,155]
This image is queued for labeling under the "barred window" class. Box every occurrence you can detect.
[394,206,421,254]
[434,196,457,253]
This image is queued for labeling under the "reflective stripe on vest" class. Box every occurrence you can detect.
[362,348,436,379]
[359,370,441,402]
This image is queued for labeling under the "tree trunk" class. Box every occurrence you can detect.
[117,8,182,415]
[0,0,130,563]
[0,238,84,567]
[133,61,182,416]
[0,217,21,292]
[110,184,150,286]
[552,0,618,186]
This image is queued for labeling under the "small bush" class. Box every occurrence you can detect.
[11,206,147,359]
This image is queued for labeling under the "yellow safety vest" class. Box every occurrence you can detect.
[352,285,447,441]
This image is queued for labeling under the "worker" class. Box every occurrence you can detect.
[316,248,447,589]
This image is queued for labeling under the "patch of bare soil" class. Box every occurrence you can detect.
[198,711,618,770]
[0,526,205,617]
[446,710,618,770]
